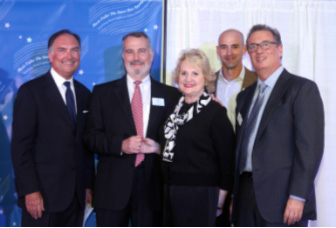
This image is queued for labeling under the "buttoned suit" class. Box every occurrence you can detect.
[11,71,94,225]
[233,69,324,224]
[84,76,180,226]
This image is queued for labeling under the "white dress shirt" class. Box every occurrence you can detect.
[216,67,245,128]
[50,68,77,113]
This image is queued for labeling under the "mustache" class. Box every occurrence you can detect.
[130,60,144,65]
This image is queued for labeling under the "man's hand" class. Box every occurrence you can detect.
[86,189,92,206]
[216,189,228,217]
[25,191,45,219]
[211,94,224,107]
[140,138,159,154]
[122,136,142,154]
[283,198,304,225]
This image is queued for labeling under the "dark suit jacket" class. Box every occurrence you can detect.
[11,72,94,213]
[233,69,324,223]
[84,76,180,211]
[213,67,257,96]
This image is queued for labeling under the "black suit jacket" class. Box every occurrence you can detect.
[233,69,324,223]
[84,76,180,211]
[11,72,94,213]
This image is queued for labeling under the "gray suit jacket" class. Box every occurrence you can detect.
[233,69,324,223]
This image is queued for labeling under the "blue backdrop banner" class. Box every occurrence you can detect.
[0,0,163,226]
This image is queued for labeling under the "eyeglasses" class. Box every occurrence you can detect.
[247,41,279,52]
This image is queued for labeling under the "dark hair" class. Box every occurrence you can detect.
[122,31,152,49]
[246,24,282,45]
[48,29,81,51]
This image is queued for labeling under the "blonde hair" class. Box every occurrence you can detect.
[172,49,215,93]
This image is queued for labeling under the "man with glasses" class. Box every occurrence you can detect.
[232,24,324,226]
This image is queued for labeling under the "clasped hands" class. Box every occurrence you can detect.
[122,135,159,154]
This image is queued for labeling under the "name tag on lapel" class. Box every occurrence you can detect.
[237,112,243,126]
[152,97,165,106]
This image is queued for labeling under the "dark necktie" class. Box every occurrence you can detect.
[131,80,144,167]
[239,83,267,173]
[64,81,76,124]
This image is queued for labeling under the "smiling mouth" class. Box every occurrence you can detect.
[184,84,195,88]
[131,60,144,65]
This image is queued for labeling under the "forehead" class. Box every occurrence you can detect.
[247,30,274,43]
[123,36,149,50]
[219,31,242,45]
[181,59,201,70]
[53,34,79,47]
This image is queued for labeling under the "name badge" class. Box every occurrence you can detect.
[237,112,243,126]
[152,97,165,106]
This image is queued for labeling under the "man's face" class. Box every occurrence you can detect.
[216,31,246,70]
[48,34,80,80]
[247,30,283,79]
[122,36,154,80]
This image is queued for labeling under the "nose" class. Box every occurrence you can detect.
[65,50,72,59]
[256,44,263,53]
[227,47,232,55]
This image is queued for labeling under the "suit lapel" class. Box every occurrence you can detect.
[255,70,291,141]
[235,83,257,167]
[113,76,137,133]
[43,73,74,127]
[74,80,86,131]
[147,78,162,137]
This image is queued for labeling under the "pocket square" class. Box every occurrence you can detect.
[83,110,89,113]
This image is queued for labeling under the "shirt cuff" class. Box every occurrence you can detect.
[290,195,306,202]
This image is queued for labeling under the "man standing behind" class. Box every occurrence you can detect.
[11,30,94,226]
[84,32,180,226]
[233,24,324,226]
[214,29,257,128]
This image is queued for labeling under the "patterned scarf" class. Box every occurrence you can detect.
[162,92,212,162]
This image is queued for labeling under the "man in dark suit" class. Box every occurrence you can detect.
[233,24,324,227]
[11,30,94,226]
[214,29,257,130]
[84,32,180,226]
[213,29,257,227]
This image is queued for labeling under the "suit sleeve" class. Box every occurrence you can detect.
[84,86,124,156]
[289,80,324,199]
[11,85,40,197]
[211,106,236,191]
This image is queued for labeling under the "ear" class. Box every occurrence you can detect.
[278,44,283,59]
[48,51,53,63]
[216,45,220,57]
[150,49,154,62]
[243,44,247,55]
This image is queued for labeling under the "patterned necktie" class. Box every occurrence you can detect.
[239,83,267,173]
[64,81,76,124]
[131,80,144,167]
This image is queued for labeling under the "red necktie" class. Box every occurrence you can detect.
[131,80,144,167]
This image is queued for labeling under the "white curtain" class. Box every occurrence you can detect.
[166,0,336,226]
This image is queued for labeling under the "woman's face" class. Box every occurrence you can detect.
[178,60,205,103]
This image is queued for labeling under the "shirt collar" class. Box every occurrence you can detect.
[127,74,150,85]
[257,65,284,89]
[218,67,244,83]
[50,68,74,87]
